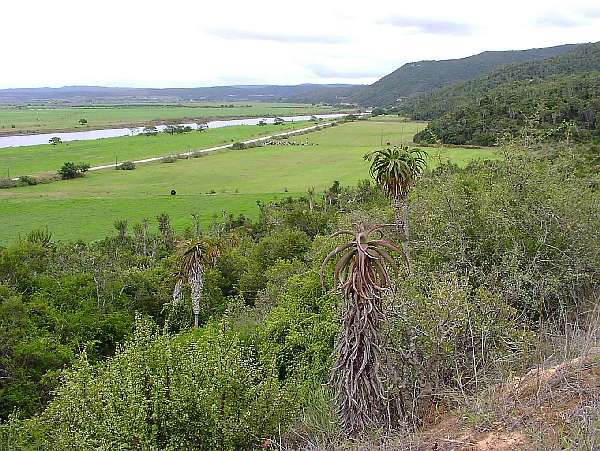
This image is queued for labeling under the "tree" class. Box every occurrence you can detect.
[321,223,402,436]
[364,145,427,272]
[173,239,220,328]
[78,118,88,126]
[49,137,62,146]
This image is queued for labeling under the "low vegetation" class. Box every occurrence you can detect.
[0,134,598,448]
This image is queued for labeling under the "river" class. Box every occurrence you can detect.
[0,113,350,149]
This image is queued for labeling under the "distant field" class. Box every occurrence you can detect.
[368,115,421,123]
[0,121,498,243]
[0,102,346,135]
[0,122,315,176]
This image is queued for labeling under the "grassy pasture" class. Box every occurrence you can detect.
[0,121,497,243]
[0,102,345,135]
[0,122,315,176]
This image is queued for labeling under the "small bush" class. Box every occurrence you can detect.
[231,142,246,150]
[58,162,90,180]
[18,175,38,186]
[117,161,136,170]
[161,156,177,163]
[0,178,17,189]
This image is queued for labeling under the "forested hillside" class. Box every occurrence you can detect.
[406,42,600,145]
[348,44,578,107]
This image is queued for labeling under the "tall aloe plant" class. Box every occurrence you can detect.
[321,223,402,436]
[365,145,427,272]
[173,238,220,328]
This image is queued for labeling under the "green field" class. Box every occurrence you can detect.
[0,122,316,176]
[0,121,497,243]
[0,102,346,135]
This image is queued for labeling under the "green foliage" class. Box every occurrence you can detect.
[230,141,246,150]
[365,146,427,198]
[4,316,295,450]
[258,271,338,383]
[0,145,598,445]
[384,275,534,422]
[407,43,600,145]
[58,162,90,180]
[117,161,136,170]
[0,178,17,189]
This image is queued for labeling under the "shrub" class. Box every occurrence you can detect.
[142,126,158,136]
[5,317,296,450]
[231,142,246,150]
[161,155,177,163]
[117,161,136,170]
[58,162,90,180]
[383,274,534,424]
[0,178,17,189]
[18,175,38,186]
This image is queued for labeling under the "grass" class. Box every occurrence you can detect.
[368,115,419,122]
[0,103,345,135]
[0,121,498,244]
[0,122,315,176]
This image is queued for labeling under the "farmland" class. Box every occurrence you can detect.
[0,102,348,135]
[0,120,496,243]
[0,121,317,176]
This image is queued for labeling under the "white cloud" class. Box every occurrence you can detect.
[1,0,599,88]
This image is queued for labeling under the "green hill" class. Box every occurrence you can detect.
[407,42,600,145]
[349,44,578,107]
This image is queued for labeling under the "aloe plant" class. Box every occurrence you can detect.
[321,222,402,436]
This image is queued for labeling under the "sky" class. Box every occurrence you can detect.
[2,0,600,89]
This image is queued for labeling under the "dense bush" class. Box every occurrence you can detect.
[0,178,17,189]
[117,161,136,170]
[383,275,534,424]
[0,146,598,447]
[160,155,177,163]
[231,142,246,150]
[58,162,90,179]
[2,316,295,450]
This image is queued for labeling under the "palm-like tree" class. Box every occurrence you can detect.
[173,238,220,328]
[364,145,427,272]
[321,223,402,436]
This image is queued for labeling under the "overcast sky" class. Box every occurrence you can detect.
[2,0,599,89]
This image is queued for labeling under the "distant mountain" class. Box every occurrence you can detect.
[348,44,580,107]
[0,84,362,105]
[409,42,600,145]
